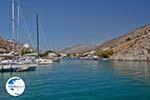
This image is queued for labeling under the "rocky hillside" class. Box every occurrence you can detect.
[0,36,21,53]
[60,44,94,54]
[97,24,150,60]
[60,24,150,60]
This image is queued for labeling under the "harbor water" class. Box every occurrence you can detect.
[0,59,150,100]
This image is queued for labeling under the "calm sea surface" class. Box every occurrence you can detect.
[0,59,150,100]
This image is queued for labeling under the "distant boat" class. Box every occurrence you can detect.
[101,58,110,61]
[37,58,53,65]
[52,57,61,62]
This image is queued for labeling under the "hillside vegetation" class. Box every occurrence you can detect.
[97,24,150,60]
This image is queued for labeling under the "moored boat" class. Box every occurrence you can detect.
[36,58,53,65]
[0,60,37,72]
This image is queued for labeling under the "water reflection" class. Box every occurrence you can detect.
[63,59,99,65]
[112,61,150,79]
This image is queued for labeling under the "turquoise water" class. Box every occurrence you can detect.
[0,59,150,100]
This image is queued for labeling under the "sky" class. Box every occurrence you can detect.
[0,0,150,51]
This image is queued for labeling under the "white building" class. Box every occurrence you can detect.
[23,43,30,48]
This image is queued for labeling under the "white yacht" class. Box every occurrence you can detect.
[36,58,53,65]
[0,60,37,72]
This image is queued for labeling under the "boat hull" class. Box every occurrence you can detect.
[0,64,37,72]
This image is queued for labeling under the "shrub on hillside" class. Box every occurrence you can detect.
[96,49,113,58]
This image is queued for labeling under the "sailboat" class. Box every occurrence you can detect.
[0,0,37,72]
[35,14,53,65]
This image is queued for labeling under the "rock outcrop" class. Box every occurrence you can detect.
[97,24,150,60]
[0,36,21,53]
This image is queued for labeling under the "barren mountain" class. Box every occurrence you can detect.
[59,24,150,60]
[97,24,150,60]
[60,44,94,54]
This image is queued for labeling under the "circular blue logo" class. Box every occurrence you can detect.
[6,77,25,96]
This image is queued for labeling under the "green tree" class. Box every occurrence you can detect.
[21,48,33,55]
[96,49,113,58]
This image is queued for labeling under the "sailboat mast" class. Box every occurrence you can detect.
[12,0,15,51]
[17,0,20,43]
[36,14,40,57]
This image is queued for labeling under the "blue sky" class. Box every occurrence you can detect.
[0,0,150,50]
